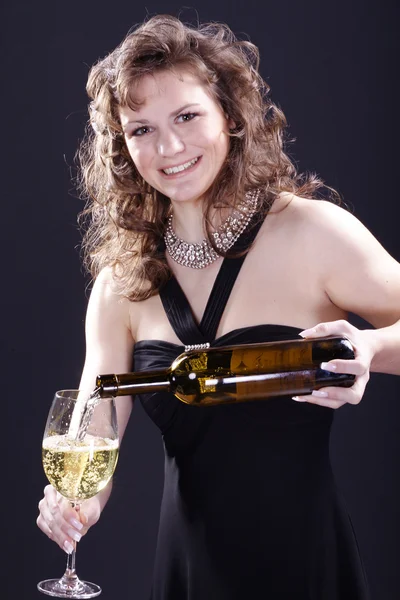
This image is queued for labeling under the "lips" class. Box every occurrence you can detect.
[160,156,202,176]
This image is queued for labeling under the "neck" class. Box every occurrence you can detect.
[164,189,260,269]
[169,198,234,244]
[170,202,227,244]
[170,200,206,243]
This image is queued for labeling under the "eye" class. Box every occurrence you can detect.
[130,126,153,137]
[176,112,198,124]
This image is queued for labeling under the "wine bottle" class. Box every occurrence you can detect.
[95,336,355,406]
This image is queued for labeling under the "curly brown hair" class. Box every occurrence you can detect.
[77,14,340,301]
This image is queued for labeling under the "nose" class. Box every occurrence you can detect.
[156,128,185,157]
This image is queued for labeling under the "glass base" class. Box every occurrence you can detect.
[37,578,101,598]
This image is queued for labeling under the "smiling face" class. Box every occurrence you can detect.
[119,68,231,206]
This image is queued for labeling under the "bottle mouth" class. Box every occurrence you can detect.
[96,375,119,397]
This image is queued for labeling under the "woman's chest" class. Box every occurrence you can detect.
[130,231,340,344]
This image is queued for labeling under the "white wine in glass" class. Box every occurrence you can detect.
[37,389,119,598]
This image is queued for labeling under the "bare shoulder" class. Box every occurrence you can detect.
[274,194,356,230]
[274,194,387,254]
[281,193,399,279]
[284,196,400,327]
[264,192,348,226]
[90,267,125,304]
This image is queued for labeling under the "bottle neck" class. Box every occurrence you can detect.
[96,371,170,397]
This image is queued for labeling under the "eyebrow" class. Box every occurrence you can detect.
[123,103,202,127]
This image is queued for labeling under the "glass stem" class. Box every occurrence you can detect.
[60,503,80,587]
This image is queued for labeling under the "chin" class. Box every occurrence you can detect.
[164,185,209,205]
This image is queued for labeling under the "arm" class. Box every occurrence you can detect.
[79,267,135,440]
[320,201,400,375]
[292,199,400,407]
[78,267,135,514]
[365,320,400,375]
[37,268,135,552]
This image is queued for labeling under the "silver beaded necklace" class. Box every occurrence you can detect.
[164,189,261,269]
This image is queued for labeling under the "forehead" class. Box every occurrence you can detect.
[137,69,204,99]
[119,68,216,120]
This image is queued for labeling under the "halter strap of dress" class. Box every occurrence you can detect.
[159,212,264,346]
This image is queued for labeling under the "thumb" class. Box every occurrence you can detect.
[72,504,88,526]
[79,510,89,526]
[299,320,352,339]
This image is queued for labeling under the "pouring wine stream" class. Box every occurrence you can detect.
[68,388,102,442]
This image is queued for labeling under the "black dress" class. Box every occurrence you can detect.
[133,218,370,600]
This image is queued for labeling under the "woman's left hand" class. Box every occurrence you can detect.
[293,319,374,409]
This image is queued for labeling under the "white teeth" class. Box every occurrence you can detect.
[163,157,199,175]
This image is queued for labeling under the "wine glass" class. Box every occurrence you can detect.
[37,389,119,598]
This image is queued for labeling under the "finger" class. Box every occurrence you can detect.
[44,486,86,531]
[40,496,84,552]
[36,513,75,552]
[295,379,366,406]
[320,376,368,404]
[293,395,348,410]
[36,512,55,541]
[299,320,354,339]
[320,359,367,377]
[66,505,89,536]
[76,509,90,535]
[43,485,58,510]
[78,497,101,531]
[38,497,70,551]
[59,504,85,543]
[44,486,79,531]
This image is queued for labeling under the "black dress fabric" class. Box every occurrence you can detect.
[133,219,370,600]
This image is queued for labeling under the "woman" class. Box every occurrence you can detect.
[37,15,400,599]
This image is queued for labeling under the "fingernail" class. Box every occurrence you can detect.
[299,328,314,338]
[69,518,83,530]
[292,396,307,402]
[320,362,336,371]
[312,390,328,397]
[67,528,82,542]
[64,540,74,554]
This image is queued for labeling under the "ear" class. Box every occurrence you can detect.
[225,114,236,131]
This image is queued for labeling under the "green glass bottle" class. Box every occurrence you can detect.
[95,336,355,406]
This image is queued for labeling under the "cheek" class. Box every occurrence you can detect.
[196,126,229,156]
[211,130,230,161]
[127,145,152,173]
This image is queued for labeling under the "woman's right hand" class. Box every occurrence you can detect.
[37,485,101,554]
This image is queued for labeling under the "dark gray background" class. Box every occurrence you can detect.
[3,0,399,598]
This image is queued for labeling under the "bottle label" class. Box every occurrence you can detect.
[230,345,313,374]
